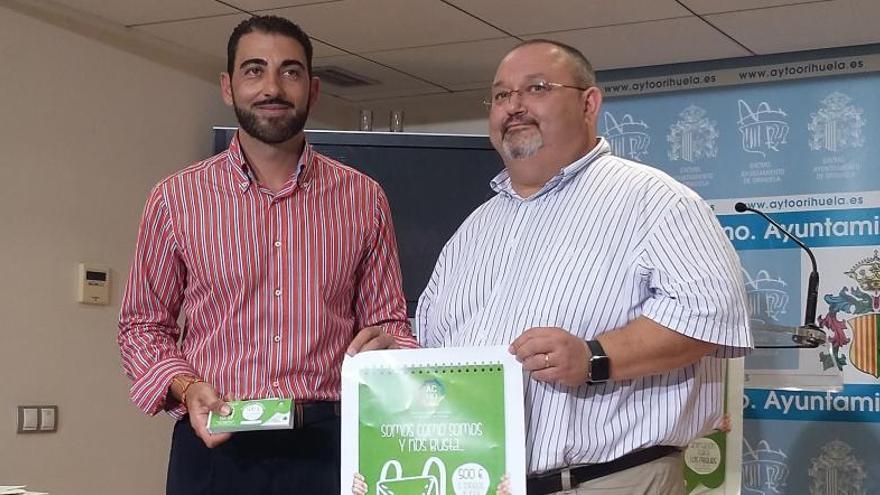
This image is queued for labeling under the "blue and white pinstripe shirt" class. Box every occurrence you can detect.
[416,138,752,474]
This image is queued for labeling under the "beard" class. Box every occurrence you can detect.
[501,124,543,160]
[233,94,309,145]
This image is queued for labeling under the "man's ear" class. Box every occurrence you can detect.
[308,76,321,107]
[583,86,603,122]
[220,72,234,106]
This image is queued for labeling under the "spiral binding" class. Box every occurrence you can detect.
[360,363,504,375]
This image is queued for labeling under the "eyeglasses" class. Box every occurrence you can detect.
[482,81,590,108]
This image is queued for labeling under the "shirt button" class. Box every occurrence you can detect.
[273,335,281,343]
[274,289,282,296]
[274,240,282,248]
[272,381,280,388]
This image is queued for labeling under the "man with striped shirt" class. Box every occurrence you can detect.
[118,16,415,494]
[417,40,752,494]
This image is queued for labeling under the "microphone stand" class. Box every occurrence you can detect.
[734,202,827,349]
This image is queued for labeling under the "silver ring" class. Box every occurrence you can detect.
[544,353,551,369]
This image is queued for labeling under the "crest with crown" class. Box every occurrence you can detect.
[845,249,880,293]
[667,104,718,163]
[808,439,866,495]
[808,91,865,151]
[680,104,708,124]
[822,92,855,113]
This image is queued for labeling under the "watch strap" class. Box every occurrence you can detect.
[586,339,606,358]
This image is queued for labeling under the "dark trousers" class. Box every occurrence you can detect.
[167,412,341,495]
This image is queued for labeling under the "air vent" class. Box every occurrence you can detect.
[313,66,379,87]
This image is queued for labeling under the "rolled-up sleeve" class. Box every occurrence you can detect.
[639,196,753,357]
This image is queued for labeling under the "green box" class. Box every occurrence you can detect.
[207,398,294,433]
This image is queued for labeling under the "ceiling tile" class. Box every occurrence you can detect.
[446,0,690,35]
[225,0,342,11]
[135,14,249,60]
[679,0,831,15]
[265,0,505,53]
[706,0,880,53]
[525,17,751,71]
[136,14,345,61]
[313,55,442,98]
[309,40,347,58]
[49,0,236,26]
[365,38,518,90]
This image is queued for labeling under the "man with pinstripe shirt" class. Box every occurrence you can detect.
[417,40,752,494]
[118,16,416,494]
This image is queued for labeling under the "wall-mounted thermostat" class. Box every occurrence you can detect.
[77,263,110,305]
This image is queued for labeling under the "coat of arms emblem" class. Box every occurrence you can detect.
[808,439,866,495]
[807,92,865,152]
[668,105,719,163]
[818,250,880,374]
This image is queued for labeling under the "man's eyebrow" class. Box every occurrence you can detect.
[239,58,267,69]
[280,59,306,70]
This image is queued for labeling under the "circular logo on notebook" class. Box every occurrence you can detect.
[685,437,722,475]
[242,403,265,421]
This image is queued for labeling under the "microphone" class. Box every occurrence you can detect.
[734,202,825,347]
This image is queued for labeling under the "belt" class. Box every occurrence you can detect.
[526,445,680,495]
[292,401,340,428]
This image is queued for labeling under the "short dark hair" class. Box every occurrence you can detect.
[510,39,596,87]
[227,15,313,76]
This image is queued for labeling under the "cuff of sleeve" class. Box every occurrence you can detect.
[129,358,198,416]
[386,321,419,349]
[642,298,753,358]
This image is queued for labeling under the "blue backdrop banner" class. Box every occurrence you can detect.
[603,50,880,495]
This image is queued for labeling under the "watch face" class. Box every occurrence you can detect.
[590,356,611,382]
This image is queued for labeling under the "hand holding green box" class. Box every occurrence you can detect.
[207,398,294,433]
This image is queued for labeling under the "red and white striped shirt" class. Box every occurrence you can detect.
[118,134,416,417]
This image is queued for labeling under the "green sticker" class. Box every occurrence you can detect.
[207,398,293,433]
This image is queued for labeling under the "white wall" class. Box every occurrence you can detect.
[0,3,229,494]
[0,2,490,493]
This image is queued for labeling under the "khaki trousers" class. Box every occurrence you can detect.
[549,452,685,495]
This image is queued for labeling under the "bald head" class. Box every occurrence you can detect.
[504,40,596,88]
[487,39,604,197]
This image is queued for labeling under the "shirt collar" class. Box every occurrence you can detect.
[490,137,611,200]
[227,131,311,194]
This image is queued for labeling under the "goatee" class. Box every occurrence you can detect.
[502,127,543,160]
[234,97,309,145]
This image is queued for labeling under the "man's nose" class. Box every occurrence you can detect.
[504,91,527,113]
[505,97,527,115]
[261,72,282,98]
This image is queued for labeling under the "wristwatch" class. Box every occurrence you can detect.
[585,339,610,384]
